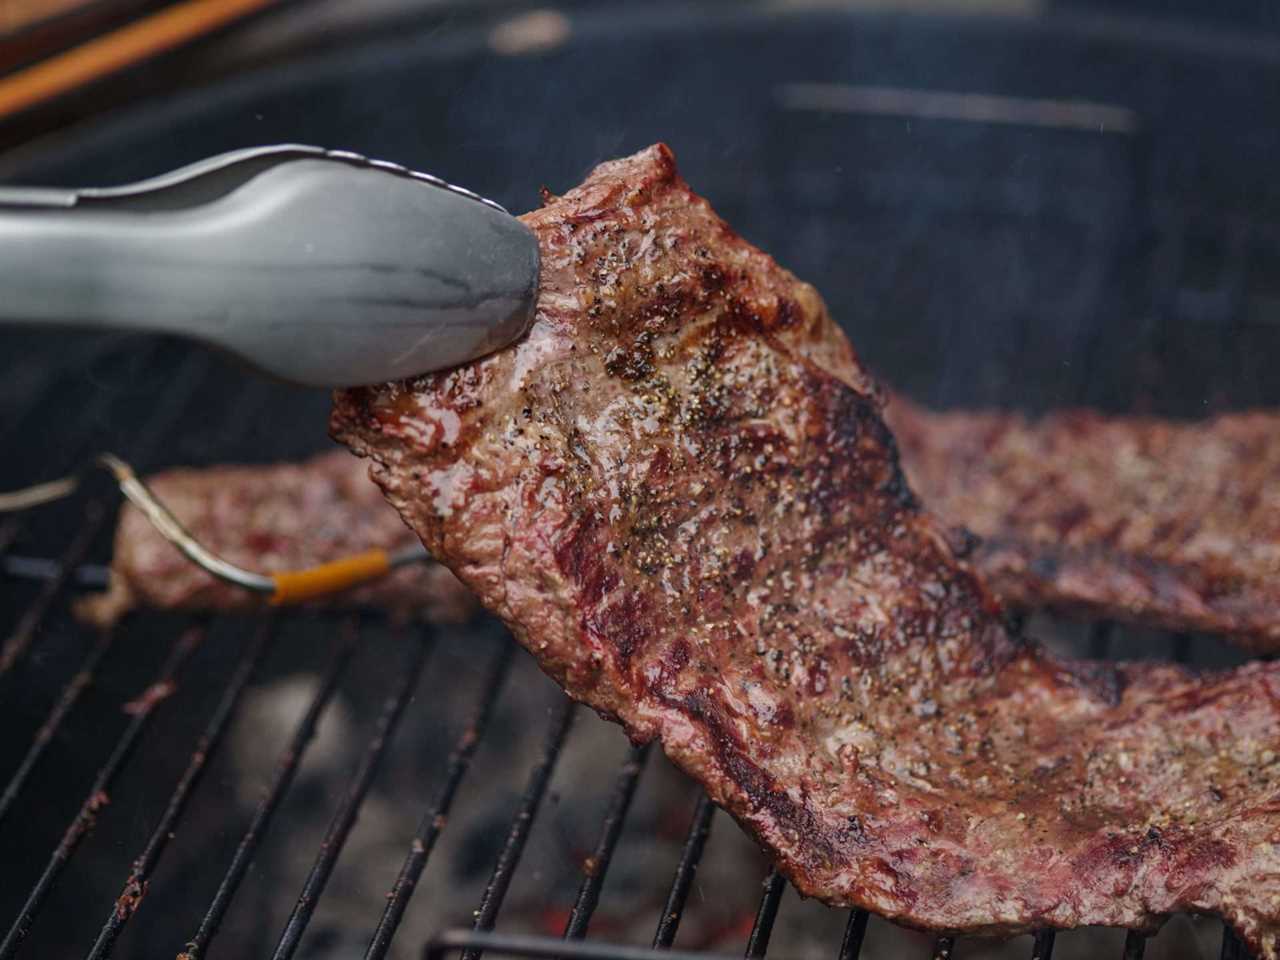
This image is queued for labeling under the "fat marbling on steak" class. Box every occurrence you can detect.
[887,394,1280,649]
[331,145,1280,956]
[77,450,474,627]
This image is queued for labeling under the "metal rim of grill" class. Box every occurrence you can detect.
[0,360,1256,960]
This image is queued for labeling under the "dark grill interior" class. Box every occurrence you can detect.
[2,3,1278,959]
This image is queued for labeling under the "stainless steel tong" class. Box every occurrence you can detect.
[0,145,539,387]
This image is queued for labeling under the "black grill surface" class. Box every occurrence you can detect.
[1,4,1277,959]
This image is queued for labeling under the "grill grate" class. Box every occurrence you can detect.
[3,5,1276,955]
[0,628,113,828]
[463,700,578,960]
[366,642,514,960]
[0,361,1256,960]
[562,743,651,943]
[0,627,201,959]
[0,512,1256,960]
[271,626,430,960]
[744,871,785,960]
[653,794,716,951]
[185,625,360,960]
[88,624,273,960]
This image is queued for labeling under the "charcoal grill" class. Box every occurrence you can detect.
[1,3,1278,959]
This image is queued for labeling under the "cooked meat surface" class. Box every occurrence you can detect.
[76,450,474,627]
[331,145,1280,956]
[887,395,1280,649]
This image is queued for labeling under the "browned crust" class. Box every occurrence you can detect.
[332,145,1280,957]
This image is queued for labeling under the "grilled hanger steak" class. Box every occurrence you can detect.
[332,145,1280,956]
[888,395,1280,650]
[77,450,474,627]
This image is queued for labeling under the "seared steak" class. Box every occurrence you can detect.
[331,145,1280,956]
[77,450,474,627]
[887,395,1280,650]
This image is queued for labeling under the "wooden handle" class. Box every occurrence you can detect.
[0,0,280,121]
[269,550,392,606]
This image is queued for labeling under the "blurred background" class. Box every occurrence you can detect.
[0,2,1277,959]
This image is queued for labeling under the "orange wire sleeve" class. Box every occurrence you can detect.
[269,550,393,606]
[0,0,280,121]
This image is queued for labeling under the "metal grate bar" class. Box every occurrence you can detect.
[562,743,652,941]
[653,793,716,949]
[85,622,273,959]
[837,912,868,960]
[1220,927,1241,960]
[0,628,115,829]
[271,626,431,960]
[0,350,210,681]
[429,929,744,960]
[932,936,954,960]
[0,626,202,959]
[461,697,577,960]
[180,624,358,960]
[744,869,786,959]
[1030,930,1055,960]
[0,501,102,681]
[365,642,516,960]
[1122,931,1146,960]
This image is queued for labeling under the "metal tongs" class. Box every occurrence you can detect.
[0,144,540,387]
[0,145,542,602]
[0,452,436,606]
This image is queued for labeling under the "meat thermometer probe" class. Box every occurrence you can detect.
[0,144,542,600]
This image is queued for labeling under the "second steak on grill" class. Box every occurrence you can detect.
[886,394,1280,650]
[332,144,1280,958]
[77,450,474,626]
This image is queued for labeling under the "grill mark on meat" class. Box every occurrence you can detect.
[886,394,1280,651]
[589,590,648,669]
[554,517,619,607]
[1167,838,1236,893]
[74,451,475,628]
[672,688,842,863]
[331,144,1280,959]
